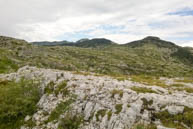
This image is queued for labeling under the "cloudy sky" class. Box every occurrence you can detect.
[0,0,193,46]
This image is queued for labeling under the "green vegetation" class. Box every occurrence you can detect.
[177,87,193,93]
[131,87,157,94]
[141,98,153,113]
[95,109,107,121]
[132,123,157,129]
[175,78,193,83]
[0,50,18,73]
[44,80,68,96]
[47,100,73,122]
[141,98,153,106]
[1,36,193,77]
[107,110,112,121]
[111,89,123,98]
[170,83,185,87]
[127,104,131,108]
[115,104,122,114]
[131,75,167,88]
[55,81,68,95]
[152,107,193,128]
[0,79,41,129]
[58,113,83,129]
[44,81,55,94]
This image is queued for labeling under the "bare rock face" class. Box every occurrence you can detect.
[0,66,193,129]
[167,106,184,115]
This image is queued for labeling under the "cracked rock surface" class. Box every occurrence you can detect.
[0,66,193,129]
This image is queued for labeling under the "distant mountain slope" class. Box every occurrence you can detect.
[125,36,177,48]
[125,36,193,66]
[75,38,116,48]
[1,35,193,77]
[32,38,116,48]
[32,40,74,46]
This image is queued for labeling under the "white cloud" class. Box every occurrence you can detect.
[0,0,193,46]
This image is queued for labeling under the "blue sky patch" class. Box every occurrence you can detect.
[168,8,193,16]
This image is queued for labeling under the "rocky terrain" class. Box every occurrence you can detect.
[1,66,193,129]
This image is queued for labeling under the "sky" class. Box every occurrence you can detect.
[0,0,193,47]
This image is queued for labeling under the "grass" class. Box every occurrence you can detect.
[44,80,69,96]
[184,88,193,93]
[1,36,193,77]
[131,87,157,94]
[0,79,41,129]
[152,107,193,128]
[58,113,83,129]
[0,56,18,73]
[115,104,122,114]
[176,87,193,93]
[107,110,112,121]
[47,99,74,122]
[131,75,167,88]
[44,81,55,94]
[170,83,185,87]
[175,78,193,83]
[95,109,107,121]
[54,80,68,96]
[132,123,157,129]
[111,89,123,98]
[177,87,193,93]
[141,98,153,113]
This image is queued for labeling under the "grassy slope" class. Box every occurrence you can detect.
[0,36,193,77]
[0,79,41,129]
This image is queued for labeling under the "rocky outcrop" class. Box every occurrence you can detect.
[0,66,193,129]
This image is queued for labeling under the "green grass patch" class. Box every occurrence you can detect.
[95,109,107,121]
[111,89,123,98]
[44,81,55,94]
[107,110,112,121]
[152,107,193,128]
[58,113,83,129]
[170,83,185,87]
[0,79,41,129]
[0,56,18,74]
[55,80,68,96]
[175,79,193,83]
[131,87,157,94]
[47,99,74,122]
[141,98,153,113]
[132,123,157,129]
[131,75,167,88]
[176,87,193,93]
[115,104,122,114]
